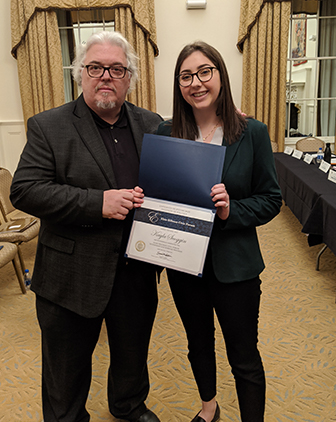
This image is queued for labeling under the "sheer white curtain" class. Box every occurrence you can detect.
[57,11,73,104]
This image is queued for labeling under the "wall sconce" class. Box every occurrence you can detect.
[186,0,207,9]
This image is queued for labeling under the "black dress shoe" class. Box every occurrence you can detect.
[190,402,220,422]
[135,409,161,422]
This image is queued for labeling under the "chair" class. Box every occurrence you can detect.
[295,137,325,153]
[0,242,26,293]
[0,168,40,272]
[0,167,37,222]
[0,210,40,272]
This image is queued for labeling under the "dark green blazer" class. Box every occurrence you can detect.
[157,118,282,283]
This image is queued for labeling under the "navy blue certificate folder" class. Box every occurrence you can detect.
[139,134,226,209]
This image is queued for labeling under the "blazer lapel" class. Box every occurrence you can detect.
[72,95,118,188]
[221,131,245,180]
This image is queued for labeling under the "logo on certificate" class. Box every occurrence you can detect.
[135,241,146,252]
[148,211,160,224]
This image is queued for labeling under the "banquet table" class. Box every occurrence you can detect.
[274,152,336,269]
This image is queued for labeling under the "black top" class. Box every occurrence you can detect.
[91,104,140,189]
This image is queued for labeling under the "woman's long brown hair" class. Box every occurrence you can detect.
[171,41,247,144]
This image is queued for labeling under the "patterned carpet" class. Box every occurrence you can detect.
[1,204,336,421]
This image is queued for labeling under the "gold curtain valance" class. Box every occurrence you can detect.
[11,0,158,59]
[293,0,319,14]
[237,0,290,53]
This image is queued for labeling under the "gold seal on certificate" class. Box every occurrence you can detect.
[135,241,146,252]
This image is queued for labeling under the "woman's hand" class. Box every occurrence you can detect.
[211,183,230,220]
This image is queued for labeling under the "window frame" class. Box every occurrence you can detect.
[57,9,115,103]
[286,2,336,147]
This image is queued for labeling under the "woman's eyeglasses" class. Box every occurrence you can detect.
[176,66,217,87]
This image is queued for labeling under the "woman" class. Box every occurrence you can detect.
[156,42,282,422]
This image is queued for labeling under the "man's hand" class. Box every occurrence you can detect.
[211,183,230,220]
[132,186,145,208]
[103,189,134,220]
[102,187,145,220]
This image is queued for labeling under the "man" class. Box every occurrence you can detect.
[10,31,163,422]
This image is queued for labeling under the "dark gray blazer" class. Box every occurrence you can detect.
[10,94,163,317]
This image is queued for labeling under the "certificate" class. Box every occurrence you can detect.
[125,133,226,276]
[126,197,215,276]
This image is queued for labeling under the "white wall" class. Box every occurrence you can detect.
[0,0,243,173]
[154,0,242,119]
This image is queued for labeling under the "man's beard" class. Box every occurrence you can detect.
[95,88,116,109]
[95,99,116,110]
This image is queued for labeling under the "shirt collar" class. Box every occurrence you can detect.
[90,103,127,129]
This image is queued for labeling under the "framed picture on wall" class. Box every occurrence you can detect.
[292,14,308,66]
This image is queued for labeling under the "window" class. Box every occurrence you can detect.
[57,9,115,103]
[286,0,336,142]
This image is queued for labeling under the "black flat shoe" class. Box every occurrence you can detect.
[135,409,161,422]
[190,402,220,422]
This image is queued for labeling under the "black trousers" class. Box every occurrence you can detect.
[167,262,265,422]
[36,259,158,422]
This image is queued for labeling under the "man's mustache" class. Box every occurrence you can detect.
[95,84,117,93]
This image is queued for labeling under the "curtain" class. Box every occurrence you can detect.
[237,0,291,152]
[115,7,157,111]
[293,0,319,14]
[11,0,159,127]
[318,0,336,136]
[12,9,65,127]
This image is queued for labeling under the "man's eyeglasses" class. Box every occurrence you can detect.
[176,66,217,87]
[84,65,130,79]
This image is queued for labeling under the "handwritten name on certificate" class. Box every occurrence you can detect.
[125,197,215,276]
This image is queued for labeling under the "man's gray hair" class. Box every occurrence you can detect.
[72,31,139,92]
